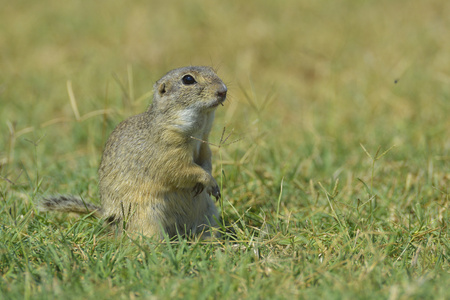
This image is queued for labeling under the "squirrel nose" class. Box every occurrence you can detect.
[216,85,227,100]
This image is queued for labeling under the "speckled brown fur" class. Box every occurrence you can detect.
[40,66,227,239]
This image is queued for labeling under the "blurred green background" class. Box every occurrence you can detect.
[0,0,449,298]
[1,0,448,202]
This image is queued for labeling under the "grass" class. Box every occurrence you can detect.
[1,0,449,299]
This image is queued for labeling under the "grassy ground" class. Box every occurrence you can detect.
[1,0,449,299]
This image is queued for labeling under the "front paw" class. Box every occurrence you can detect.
[193,175,221,200]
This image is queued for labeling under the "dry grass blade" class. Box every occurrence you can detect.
[67,80,81,121]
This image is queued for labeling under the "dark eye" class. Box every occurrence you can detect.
[182,75,196,85]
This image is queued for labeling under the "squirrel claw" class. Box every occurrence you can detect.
[193,183,204,197]
[194,181,220,200]
[210,185,221,201]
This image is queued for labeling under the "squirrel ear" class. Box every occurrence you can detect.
[158,82,166,95]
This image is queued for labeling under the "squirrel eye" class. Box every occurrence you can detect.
[182,75,196,85]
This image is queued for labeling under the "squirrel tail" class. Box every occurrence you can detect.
[39,195,103,218]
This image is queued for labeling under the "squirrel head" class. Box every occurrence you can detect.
[151,66,227,114]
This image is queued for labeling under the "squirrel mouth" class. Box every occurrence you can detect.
[216,100,226,107]
[206,86,227,109]
[209,97,226,108]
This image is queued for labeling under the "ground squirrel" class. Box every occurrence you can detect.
[40,66,227,239]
